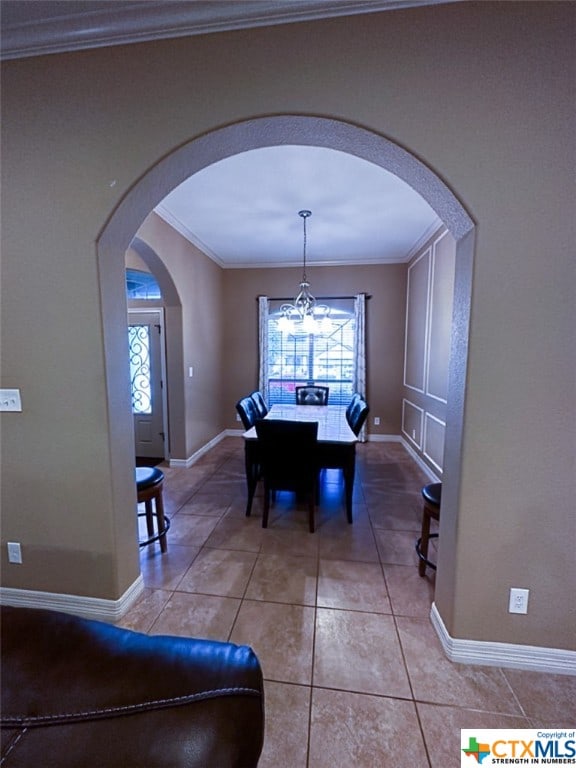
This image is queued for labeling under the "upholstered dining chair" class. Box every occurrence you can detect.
[235,396,259,431]
[346,395,369,436]
[254,419,319,532]
[295,385,329,405]
[346,392,361,422]
[250,391,268,419]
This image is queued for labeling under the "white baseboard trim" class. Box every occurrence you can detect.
[169,430,229,468]
[430,602,576,676]
[368,433,440,482]
[0,575,145,624]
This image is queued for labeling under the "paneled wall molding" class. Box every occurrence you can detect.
[0,576,144,623]
[431,603,576,676]
[423,411,446,473]
[401,398,424,450]
[425,230,455,404]
[403,247,431,393]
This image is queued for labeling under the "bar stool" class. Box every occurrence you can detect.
[415,482,441,576]
[136,467,170,553]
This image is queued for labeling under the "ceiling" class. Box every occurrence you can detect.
[2,0,452,268]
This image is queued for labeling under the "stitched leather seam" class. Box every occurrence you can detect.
[0,726,27,765]
[0,686,261,727]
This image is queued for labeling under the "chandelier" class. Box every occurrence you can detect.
[278,210,331,334]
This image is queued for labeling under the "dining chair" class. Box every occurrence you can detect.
[295,385,329,405]
[235,396,259,430]
[250,390,268,419]
[346,396,369,436]
[346,392,361,422]
[254,419,319,532]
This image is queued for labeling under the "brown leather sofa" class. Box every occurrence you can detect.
[1,605,265,767]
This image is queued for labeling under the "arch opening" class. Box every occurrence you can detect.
[97,114,476,625]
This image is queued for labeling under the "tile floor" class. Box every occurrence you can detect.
[119,437,576,768]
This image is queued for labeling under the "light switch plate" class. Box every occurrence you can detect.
[0,389,22,412]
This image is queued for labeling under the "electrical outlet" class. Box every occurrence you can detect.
[236,413,241,422]
[509,587,529,614]
[7,542,22,564]
[374,417,380,426]
[0,389,22,412]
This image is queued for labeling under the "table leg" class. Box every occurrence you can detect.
[343,446,356,524]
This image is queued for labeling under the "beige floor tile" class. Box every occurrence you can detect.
[502,669,576,726]
[204,515,265,552]
[139,543,201,591]
[230,600,315,685]
[167,513,219,547]
[368,491,421,531]
[309,688,428,768]
[258,681,310,768]
[313,608,412,698]
[374,528,420,566]
[116,588,172,633]
[317,559,391,613]
[383,564,435,617]
[417,703,531,768]
[397,617,523,713]
[260,526,320,558]
[318,522,380,562]
[178,547,257,598]
[245,553,318,605]
[178,494,232,516]
[150,591,240,642]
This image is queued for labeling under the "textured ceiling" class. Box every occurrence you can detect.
[156,146,441,268]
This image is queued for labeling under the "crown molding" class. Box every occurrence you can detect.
[1,0,459,61]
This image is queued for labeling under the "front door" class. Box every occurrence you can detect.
[128,310,166,460]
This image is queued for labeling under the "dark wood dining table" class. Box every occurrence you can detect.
[242,404,358,523]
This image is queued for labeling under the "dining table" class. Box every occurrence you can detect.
[242,404,358,523]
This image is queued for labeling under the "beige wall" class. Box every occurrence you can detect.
[1,3,574,652]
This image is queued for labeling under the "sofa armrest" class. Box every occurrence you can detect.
[1,606,264,768]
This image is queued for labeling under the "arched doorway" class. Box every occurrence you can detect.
[97,115,475,618]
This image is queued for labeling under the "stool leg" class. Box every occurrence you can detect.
[145,500,155,538]
[155,491,168,554]
[418,507,431,577]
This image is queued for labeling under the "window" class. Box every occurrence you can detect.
[126,268,161,300]
[128,325,152,414]
[267,299,356,405]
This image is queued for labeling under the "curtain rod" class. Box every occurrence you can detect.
[257,294,371,301]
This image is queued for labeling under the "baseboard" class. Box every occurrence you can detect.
[169,430,229,468]
[430,602,576,676]
[368,433,440,482]
[0,575,145,624]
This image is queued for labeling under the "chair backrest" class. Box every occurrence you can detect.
[347,397,369,436]
[235,396,259,430]
[295,385,329,405]
[250,391,268,419]
[254,419,318,490]
[345,393,361,421]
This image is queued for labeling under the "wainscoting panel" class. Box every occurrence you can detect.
[402,398,424,449]
[423,412,446,473]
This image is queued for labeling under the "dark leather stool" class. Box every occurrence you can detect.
[416,482,441,576]
[136,466,170,552]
